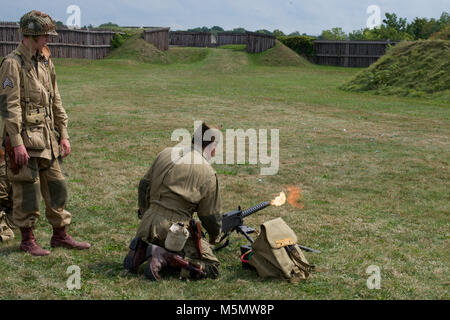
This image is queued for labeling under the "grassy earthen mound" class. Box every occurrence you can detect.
[249,40,312,67]
[106,34,209,64]
[341,40,450,100]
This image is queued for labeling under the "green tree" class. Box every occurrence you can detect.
[320,27,347,40]
[348,28,366,40]
[231,27,247,33]
[211,26,224,32]
[406,17,428,39]
[383,13,408,32]
[278,35,315,57]
[420,19,442,38]
[99,22,119,28]
[273,29,285,37]
[256,29,273,35]
[439,11,450,26]
[364,25,413,40]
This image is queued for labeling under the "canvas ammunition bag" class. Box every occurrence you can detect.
[247,217,313,282]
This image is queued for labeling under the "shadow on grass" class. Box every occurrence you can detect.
[87,259,126,278]
[0,245,20,256]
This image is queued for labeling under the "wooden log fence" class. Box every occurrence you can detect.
[143,27,170,51]
[216,32,247,46]
[246,32,276,53]
[4,23,396,66]
[0,23,116,59]
[169,31,212,47]
[313,40,398,67]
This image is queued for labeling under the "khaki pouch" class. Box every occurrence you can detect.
[21,126,46,150]
[7,158,39,182]
[25,108,45,126]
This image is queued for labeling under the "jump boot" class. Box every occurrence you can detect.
[50,226,91,250]
[19,227,50,256]
[143,244,206,281]
[123,237,149,273]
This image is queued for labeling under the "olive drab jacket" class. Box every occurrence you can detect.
[0,42,69,160]
[137,146,222,245]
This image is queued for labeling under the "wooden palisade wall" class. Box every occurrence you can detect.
[0,23,116,59]
[169,31,212,47]
[216,32,247,46]
[143,27,170,51]
[246,32,276,53]
[313,40,398,67]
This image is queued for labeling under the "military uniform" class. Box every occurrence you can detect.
[135,146,222,278]
[0,40,71,229]
[0,10,89,256]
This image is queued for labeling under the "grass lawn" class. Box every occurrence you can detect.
[0,44,448,299]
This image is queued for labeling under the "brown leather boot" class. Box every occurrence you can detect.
[143,245,206,281]
[19,227,50,256]
[123,237,149,273]
[144,245,168,280]
[50,226,91,250]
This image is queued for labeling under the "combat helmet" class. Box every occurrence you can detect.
[19,10,58,36]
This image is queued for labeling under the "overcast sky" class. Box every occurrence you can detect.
[1,0,449,35]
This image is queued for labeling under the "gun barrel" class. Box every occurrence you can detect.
[241,201,271,218]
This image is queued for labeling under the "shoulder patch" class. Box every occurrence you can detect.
[2,77,13,89]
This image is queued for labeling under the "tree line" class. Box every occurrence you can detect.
[322,12,449,40]
[181,11,450,41]
[55,11,449,41]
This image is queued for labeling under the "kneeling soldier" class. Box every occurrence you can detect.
[124,123,222,280]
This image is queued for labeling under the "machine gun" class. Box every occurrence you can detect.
[214,197,320,253]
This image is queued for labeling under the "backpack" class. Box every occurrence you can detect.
[246,217,313,282]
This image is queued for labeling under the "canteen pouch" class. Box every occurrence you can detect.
[248,217,312,282]
[165,222,189,252]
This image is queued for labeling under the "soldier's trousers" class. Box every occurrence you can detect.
[137,206,220,279]
[7,157,71,228]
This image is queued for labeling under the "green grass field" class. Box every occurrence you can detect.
[0,44,448,300]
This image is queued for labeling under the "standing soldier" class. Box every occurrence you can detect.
[124,123,222,280]
[0,10,90,256]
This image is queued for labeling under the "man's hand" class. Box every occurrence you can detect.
[13,144,29,167]
[60,139,71,158]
